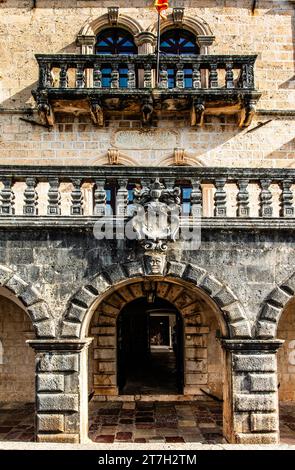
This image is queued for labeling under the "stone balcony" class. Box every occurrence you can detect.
[0,166,294,232]
[32,54,261,128]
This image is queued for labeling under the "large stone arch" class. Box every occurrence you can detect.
[257,271,295,339]
[61,259,250,340]
[78,13,143,38]
[148,13,215,52]
[0,265,55,338]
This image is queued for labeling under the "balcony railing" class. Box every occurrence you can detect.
[32,54,261,127]
[0,167,294,227]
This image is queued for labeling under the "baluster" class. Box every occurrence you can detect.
[190,178,202,217]
[71,178,83,215]
[259,179,273,217]
[209,62,218,88]
[76,63,85,88]
[176,63,184,89]
[0,177,15,215]
[280,179,294,217]
[47,177,61,215]
[143,64,152,88]
[214,178,227,217]
[246,62,254,89]
[111,64,119,89]
[127,63,136,89]
[239,64,248,89]
[225,62,234,89]
[93,63,102,88]
[159,66,168,89]
[39,62,52,88]
[192,64,201,89]
[237,179,250,217]
[59,64,68,88]
[23,177,38,215]
[94,179,107,216]
[116,179,128,216]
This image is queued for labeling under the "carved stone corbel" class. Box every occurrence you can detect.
[190,98,205,127]
[239,97,256,127]
[141,96,154,124]
[174,148,185,165]
[108,7,119,25]
[32,89,55,126]
[173,8,185,26]
[107,148,119,165]
[89,98,104,126]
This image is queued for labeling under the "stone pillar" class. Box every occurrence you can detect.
[221,339,283,444]
[28,339,92,443]
[135,32,157,88]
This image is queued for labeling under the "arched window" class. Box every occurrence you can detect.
[95,28,138,88]
[160,29,199,88]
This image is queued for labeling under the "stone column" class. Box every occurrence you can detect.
[135,32,157,88]
[221,339,283,444]
[28,339,92,443]
[76,36,96,87]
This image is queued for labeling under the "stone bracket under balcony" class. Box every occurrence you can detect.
[32,54,261,128]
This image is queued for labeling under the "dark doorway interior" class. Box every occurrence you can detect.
[117,297,184,395]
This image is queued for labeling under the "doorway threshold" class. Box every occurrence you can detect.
[91,393,211,402]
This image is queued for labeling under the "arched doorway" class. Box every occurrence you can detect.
[117,297,184,395]
[277,297,295,444]
[0,287,35,442]
[87,276,226,443]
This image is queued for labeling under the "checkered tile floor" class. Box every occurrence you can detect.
[0,401,294,444]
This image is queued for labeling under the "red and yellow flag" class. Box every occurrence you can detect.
[154,0,169,18]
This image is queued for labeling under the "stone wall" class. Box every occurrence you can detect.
[0,1,294,167]
[0,293,35,402]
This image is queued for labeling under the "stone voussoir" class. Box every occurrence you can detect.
[123,260,144,277]
[166,261,187,278]
[183,264,206,285]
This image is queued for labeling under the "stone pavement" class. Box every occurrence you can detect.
[0,400,294,445]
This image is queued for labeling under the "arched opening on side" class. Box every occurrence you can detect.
[277,297,295,444]
[0,287,35,442]
[117,297,184,395]
[86,277,226,444]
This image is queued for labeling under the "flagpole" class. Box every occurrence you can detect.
[156,11,161,87]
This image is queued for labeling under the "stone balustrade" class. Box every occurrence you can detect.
[0,166,294,221]
[32,54,260,127]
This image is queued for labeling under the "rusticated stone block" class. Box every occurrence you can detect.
[235,394,276,412]
[103,264,126,284]
[123,260,144,277]
[166,261,186,278]
[37,394,79,412]
[233,354,276,372]
[222,302,245,323]
[214,287,237,307]
[183,264,206,284]
[27,302,50,322]
[199,275,223,296]
[230,320,252,338]
[61,321,81,338]
[260,303,281,322]
[90,274,110,295]
[235,432,278,444]
[19,286,41,306]
[74,288,97,308]
[37,374,65,392]
[256,321,277,339]
[35,319,56,338]
[67,304,87,323]
[250,413,278,432]
[0,266,13,285]
[37,414,64,432]
[38,354,78,372]
[233,413,251,433]
[269,287,291,307]
[5,275,27,295]
[249,374,277,392]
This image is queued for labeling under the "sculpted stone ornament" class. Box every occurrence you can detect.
[145,253,166,276]
[131,178,181,252]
